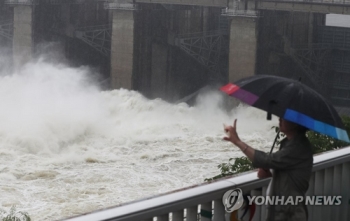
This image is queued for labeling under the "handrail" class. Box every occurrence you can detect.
[63,173,269,221]
[313,146,350,170]
[63,146,350,221]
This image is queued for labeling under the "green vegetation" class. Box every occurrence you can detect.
[206,115,350,181]
[0,206,31,221]
[308,115,350,154]
[205,157,253,182]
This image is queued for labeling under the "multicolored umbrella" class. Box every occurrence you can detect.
[220,75,349,143]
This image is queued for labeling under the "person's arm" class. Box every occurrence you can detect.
[223,119,302,171]
[224,120,269,178]
[223,119,255,161]
[252,147,299,170]
[231,140,255,161]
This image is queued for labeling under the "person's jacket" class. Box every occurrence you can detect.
[253,133,313,221]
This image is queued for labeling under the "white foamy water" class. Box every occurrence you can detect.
[0,59,278,221]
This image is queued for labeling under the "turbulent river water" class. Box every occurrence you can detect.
[0,60,278,220]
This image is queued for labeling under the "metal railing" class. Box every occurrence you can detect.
[63,146,350,221]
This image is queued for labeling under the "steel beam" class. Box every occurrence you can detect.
[221,8,259,17]
[4,0,38,5]
[258,1,350,15]
[289,45,332,91]
[104,2,138,10]
[175,30,224,77]
[0,21,13,40]
[74,25,111,56]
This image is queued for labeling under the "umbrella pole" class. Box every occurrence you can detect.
[269,130,280,155]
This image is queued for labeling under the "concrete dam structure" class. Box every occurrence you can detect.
[0,0,350,107]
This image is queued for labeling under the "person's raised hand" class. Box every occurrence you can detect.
[223,119,241,145]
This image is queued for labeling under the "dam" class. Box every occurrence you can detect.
[0,0,349,107]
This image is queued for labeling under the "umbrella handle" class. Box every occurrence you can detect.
[269,130,280,155]
[267,100,278,120]
[260,131,280,175]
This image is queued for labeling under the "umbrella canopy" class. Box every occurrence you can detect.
[220,75,350,143]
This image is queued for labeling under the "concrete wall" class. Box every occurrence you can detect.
[110,10,135,90]
[6,2,224,99]
[151,43,168,98]
[0,2,12,46]
[13,5,33,68]
[0,1,11,21]
[228,17,258,82]
[110,5,223,100]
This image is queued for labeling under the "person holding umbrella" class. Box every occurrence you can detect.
[220,75,350,221]
[224,118,313,220]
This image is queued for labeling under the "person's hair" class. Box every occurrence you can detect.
[297,125,309,134]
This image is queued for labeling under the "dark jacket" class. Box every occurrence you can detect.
[252,134,313,221]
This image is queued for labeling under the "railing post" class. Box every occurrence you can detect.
[333,164,342,221]
[201,202,212,221]
[172,210,184,221]
[186,206,198,221]
[341,162,350,220]
[157,214,169,221]
[324,167,334,221]
[261,186,268,220]
[213,199,225,221]
[314,170,325,221]
[306,173,315,219]
[250,189,261,221]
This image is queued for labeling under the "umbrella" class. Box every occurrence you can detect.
[220,75,350,143]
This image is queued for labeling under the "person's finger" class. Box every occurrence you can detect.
[224,125,232,132]
[223,137,230,141]
[233,119,237,128]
